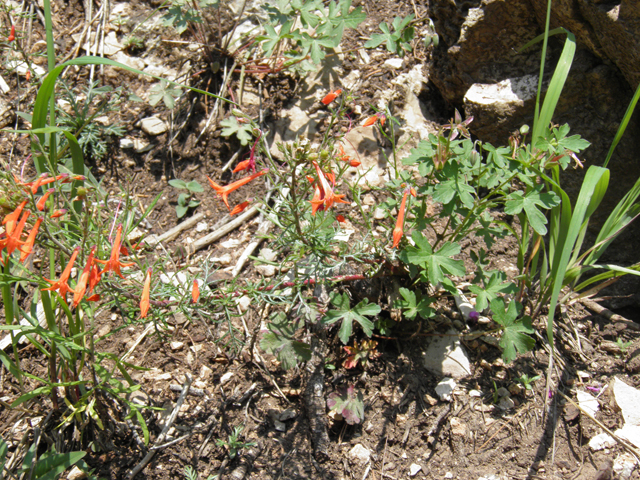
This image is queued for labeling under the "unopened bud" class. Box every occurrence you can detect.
[320,150,329,160]
[519,124,530,136]
[76,187,88,198]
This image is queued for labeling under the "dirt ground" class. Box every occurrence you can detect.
[1,0,640,479]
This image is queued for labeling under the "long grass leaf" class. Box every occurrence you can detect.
[546,166,609,346]
[533,30,576,144]
[604,81,640,168]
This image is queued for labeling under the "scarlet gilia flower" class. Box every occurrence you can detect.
[233,133,262,173]
[362,113,386,127]
[19,217,43,263]
[232,159,251,173]
[337,145,361,167]
[95,224,134,278]
[230,200,251,216]
[322,89,342,105]
[72,246,100,307]
[336,214,346,223]
[8,25,15,42]
[208,169,267,212]
[140,268,152,319]
[392,190,410,249]
[192,279,200,303]
[50,209,66,218]
[309,161,348,215]
[2,200,28,235]
[18,173,69,194]
[0,209,29,257]
[36,188,55,211]
[43,247,80,302]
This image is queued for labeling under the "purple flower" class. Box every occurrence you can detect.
[468,310,480,324]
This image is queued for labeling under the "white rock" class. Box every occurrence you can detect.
[409,463,422,476]
[213,253,232,265]
[614,424,640,449]
[259,248,278,263]
[373,208,386,220]
[67,466,87,480]
[140,116,168,136]
[220,372,234,384]
[464,75,538,108]
[612,377,640,426]
[444,473,453,479]
[0,74,10,94]
[454,291,475,321]
[348,444,371,464]
[576,390,599,417]
[170,341,183,351]
[255,264,276,277]
[613,453,638,480]
[220,238,242,249]
[200,365,213,379]
[6,61,46,77]
[362,194,376,206]
[435,377,456,402]
[384,58,404,69]
[196,221,208,232]
[589,432,616,451]
[450,417,467,436]
[133,138,152,153]
[423,329,472,379]
[334,229,354,242]
[110,51,146,71]
[236,295,251,312]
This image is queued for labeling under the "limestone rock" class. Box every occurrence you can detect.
[140,116,168,136]
[423,329,472,379]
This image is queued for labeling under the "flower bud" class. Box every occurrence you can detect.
[519,124,530,135]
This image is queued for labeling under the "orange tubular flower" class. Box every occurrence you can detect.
[208,169,268,212]
[232,159,251,173]
[0,210,30,257]
[321,89,342,105]
[392,190,410,249]
[95,224,134,278]
[8,25,15,42]
[3,200,28,235]
[72,246,97,307]
[338,145,361,167]
[19,217,43,263]
[362,113,386,127]
[43,247,80,301]
[309,162,348,215]
[50,209,66,218]
[230,200,251,216]
[192,279,200,303]
[140,268,152,319]
[36,188,55,211]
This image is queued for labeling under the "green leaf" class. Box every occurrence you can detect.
[490,298,535,363]
[394,287,435,320]
[220,116,253,145]
[399,232,465,284]
[161,4,201,34]
[327,384,364,425]
[468,271,517,311]
[169,179,187,189]
[34,450,87,480]
[323,292,380,344]
[175,204,188,218]
[186,180,204,193]
[504,185,560,235]
[260,314,311,369]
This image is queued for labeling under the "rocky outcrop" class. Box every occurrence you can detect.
[428,0,640,263]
